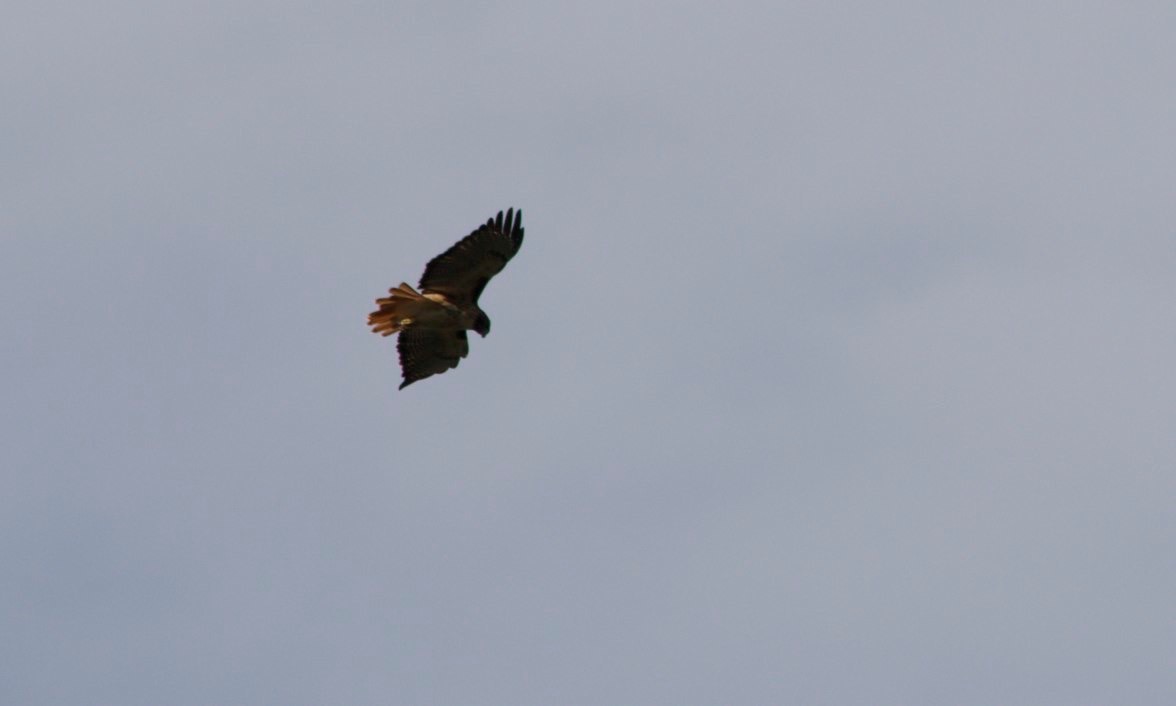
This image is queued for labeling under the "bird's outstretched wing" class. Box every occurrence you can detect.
[396,328,470,389]
[417,208,524,308]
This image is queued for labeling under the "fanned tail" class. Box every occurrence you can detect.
[368,283,426,336]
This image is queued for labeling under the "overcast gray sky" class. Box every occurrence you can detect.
[3,1,1174,704]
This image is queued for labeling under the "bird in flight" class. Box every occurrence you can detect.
[368,208,525,389]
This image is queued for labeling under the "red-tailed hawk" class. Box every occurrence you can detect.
[368,208,525,389]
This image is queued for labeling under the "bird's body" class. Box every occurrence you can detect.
[367,208,524,389]
[369,283,478,334]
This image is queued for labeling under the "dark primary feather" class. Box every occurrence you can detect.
[417,208,524,307]
[396,329,470,389]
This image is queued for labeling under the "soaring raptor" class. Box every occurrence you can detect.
[368,208,524,389]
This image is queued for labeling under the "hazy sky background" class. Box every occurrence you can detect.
[3,1,1174,704]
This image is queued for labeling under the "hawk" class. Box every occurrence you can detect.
[368,208,525,389]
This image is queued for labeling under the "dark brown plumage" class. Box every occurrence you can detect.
[368,208,524,389]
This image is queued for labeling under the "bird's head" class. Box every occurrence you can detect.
[473,311,491,337]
